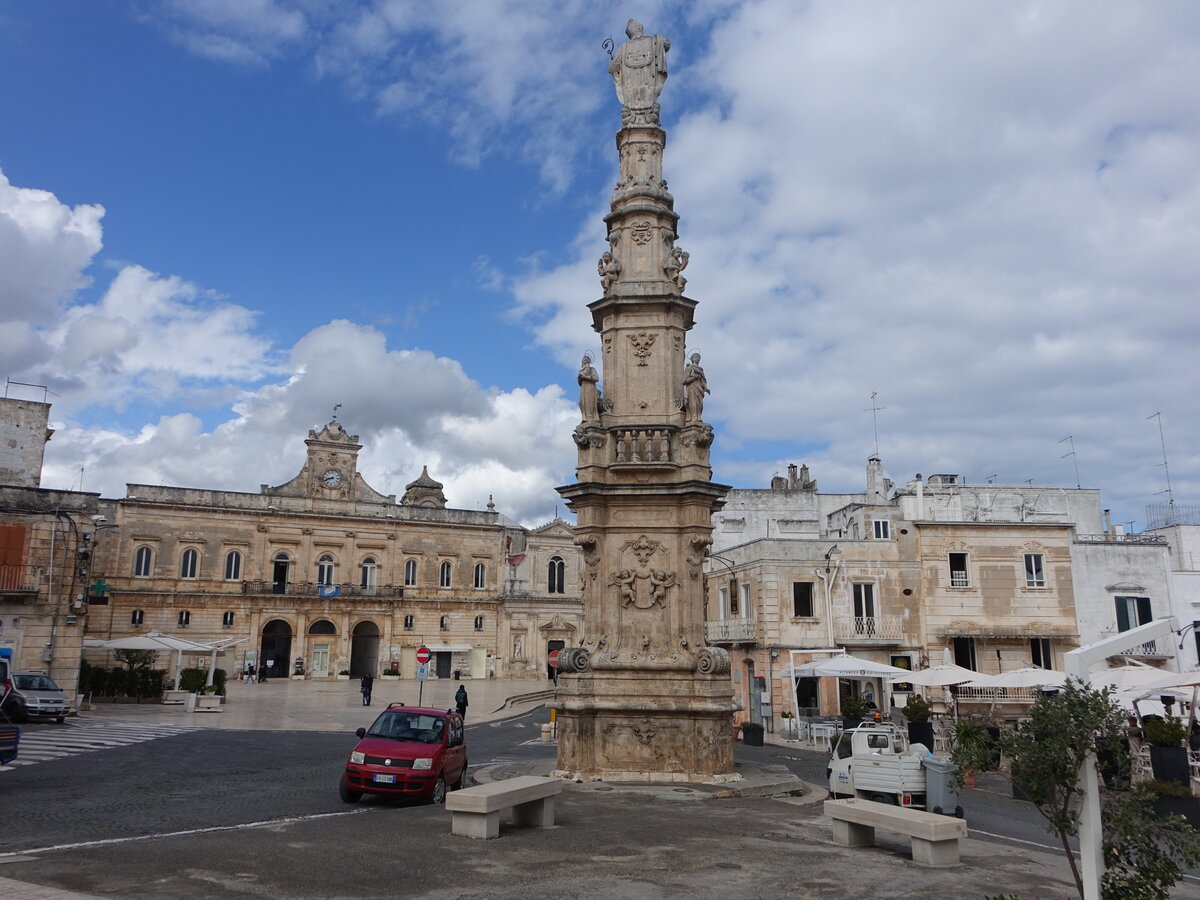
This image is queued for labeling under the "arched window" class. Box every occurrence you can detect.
[473,562,486,589]
[360,557,377,592]
[440,614,450,631]
[404,559,417,586]
[134,546,153,578]
[180,548,198,579]
[178,610,191,627]
[548,556,565,594]
[224,550,242,581]
[474,615,484,631]
[439,561,452,588]
[222,611,235,628]
[317,554,335,586]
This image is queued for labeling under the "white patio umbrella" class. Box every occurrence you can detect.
[782,654,912,679]
[780,654,911,718]
[1088,663,1164,693]
[961,667,1067,690]
[84,632,223,689]
[890,664,979,687]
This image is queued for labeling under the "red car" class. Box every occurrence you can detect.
[340,704,467,804]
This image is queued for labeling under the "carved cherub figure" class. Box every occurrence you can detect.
[648,569,676,607]
[611,569,637,606]
[662,245,689,290]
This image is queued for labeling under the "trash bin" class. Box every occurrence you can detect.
[921,755,962,817]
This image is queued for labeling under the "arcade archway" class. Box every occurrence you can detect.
[350,621,380,677]
[260,619,293,679]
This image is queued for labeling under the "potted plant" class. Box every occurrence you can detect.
[1142,777,1200,829]
[948,719,991,788]
[741,721,765,747]
[839,692,871,730]
[1145,715,1190,787]
[337,669,351,681]
[779,710,798,741]
[903,695,934,748]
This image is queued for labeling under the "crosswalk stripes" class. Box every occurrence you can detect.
[0,721,201,772]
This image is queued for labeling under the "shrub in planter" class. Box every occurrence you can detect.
[741,721,765,746]
[903,695,935,747]
[179,668,207,694]
[948,719,992,787]
[839,693,872,727]
[338,669,351,676]
[1146,716,1190,786]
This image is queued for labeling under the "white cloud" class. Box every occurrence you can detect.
[39,318,578,527]
[160,0,307,66]
[0,171,104,327]
[510,1,1200,523]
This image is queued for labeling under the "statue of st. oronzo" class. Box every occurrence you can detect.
[609,19,670,113]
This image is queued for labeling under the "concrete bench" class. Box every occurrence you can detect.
[445,775,563,839]
[824,798,967,867]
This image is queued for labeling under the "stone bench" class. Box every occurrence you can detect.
[824,798,967,867]
[445,775,563,839]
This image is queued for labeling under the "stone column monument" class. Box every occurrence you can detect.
[553,20,736,782]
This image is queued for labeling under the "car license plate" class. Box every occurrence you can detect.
[373,774,396,784]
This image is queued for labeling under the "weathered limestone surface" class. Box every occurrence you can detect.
[555,21,736,782]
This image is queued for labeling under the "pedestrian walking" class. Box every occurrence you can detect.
[361,672,374,706]
[245,663,256,685]
[455,684,468,719]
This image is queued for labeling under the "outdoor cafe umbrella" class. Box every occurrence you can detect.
[889,664,979,688]
[961,667,1067,690]
[781,654,912,679]
[84,632,222,690]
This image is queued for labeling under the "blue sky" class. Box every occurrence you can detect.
[1,1,1198,528]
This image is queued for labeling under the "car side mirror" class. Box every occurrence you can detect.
[355,727,366,738]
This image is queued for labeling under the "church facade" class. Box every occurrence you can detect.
[84,419,582,682]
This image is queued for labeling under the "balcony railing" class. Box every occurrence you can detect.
[704,618,758,644]
[957,685,1039,704]
[0,564,41,594]
[1111,637,1171,659]
[834,616,905,643]
[243,581,403,599]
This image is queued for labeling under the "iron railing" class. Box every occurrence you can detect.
[242,581,403,598]
[835,616,905,642]
[704,618,757,643]
[0,564,41,593]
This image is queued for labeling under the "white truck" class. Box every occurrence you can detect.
[827,723,962,817]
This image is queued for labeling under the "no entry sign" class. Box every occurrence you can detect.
[415,646,432,665]
[547,649,560,669]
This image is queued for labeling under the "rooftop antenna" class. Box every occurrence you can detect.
[1058,435,1081,489]
[986,474,997,484]
[864,391,886,457]
[1148,411,1177,526]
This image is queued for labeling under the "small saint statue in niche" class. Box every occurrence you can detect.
[609,19,670,122]
[683,352,709,423]
[598,250,621,293]
[578,354,601,423]
[662,245,689,290]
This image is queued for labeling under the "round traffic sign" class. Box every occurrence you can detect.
[547,649,560,669]
[415,646,431,665]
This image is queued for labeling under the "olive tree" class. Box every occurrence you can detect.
[999,679,1200,899]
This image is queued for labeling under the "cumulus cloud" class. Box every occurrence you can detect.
[0,172,104,327]
[511,1,1200,523]
[40,321,579,526]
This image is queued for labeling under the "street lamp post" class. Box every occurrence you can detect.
[817,544,843,649]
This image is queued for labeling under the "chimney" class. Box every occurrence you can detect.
[915,474,924,520]
[1104,508,1112,535]
[787,463,798,490]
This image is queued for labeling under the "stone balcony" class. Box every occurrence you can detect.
[243,581,404,599]
[704,617,757,644]
[834,615,906,645]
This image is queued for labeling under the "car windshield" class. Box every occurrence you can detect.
[367,712,446,744]
[15,674,60,691]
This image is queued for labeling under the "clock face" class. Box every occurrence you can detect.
[320,468,343,488]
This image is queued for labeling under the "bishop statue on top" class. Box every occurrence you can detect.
[609,19,670,126]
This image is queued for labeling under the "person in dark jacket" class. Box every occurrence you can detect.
[455,684,468,719]
[361,673,374,706]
